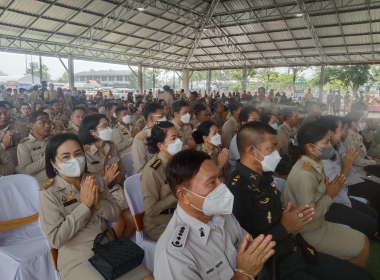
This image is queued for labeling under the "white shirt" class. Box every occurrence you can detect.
[228,134,239,173]
[337,143,365,186]
[154,205,247,280]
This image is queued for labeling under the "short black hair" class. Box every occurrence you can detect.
[351,102,366,112]
[261,113,273,124]
[181,89,184,92]
[51,100,60,105]
[237,121,276,155]
[146,121,174,154]
[190,91,198,96]
[317,115,342,132]
[45,134,85,179]
[115,106,128,116]
[0,101,11,108]
[0,103,6,109]
[87,107,99,114]
[195,105,208,118]
[78,114,108,145]
[166,150,211,198]
[283,107,298,121]
[171,100,189,115]
[105,102,118,111]
[72,107,86,114]
[38,106,50,112]
[136,101,144,109]
[163,85,170,91]
[143,102,163,121]
[29,111,49,123]
[343,112,361,127]
[239,106,258,123]
[229,102,243,113]
[192,120,215,144]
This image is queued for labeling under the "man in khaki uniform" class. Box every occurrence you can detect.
[48,83,58,101]
[158,85,174,110]
[188,91,198,115]
[16,103,31,135]
[301,101,321,127]
[171,100,196,150]
[0,103,27,165]
[131,103,164,174]
[4,88,15,103]
[17,111,51,187]
[190,105,210,131]
[112,107,139,155]
[11,98,22,121]
[17,88,29,103]
[179,89,187,100]
[134,116,146,130]
[51,100,67,132]
[104,103,118,128]
[63,107,86,135]
[277,107,300,156]
[141,152,177,242]
[211,101,225,130]
[131,101,144,125]
[29,86,39,108]
[57,95,72,121]
[0,145,14,175]
[257,87,271,104]
[221,102,243,148]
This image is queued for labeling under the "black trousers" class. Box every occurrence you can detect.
[348,179,380,231]
[325,199,378,238]
[277,250,374,280]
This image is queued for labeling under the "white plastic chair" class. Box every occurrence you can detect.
[124,173,156,273]
[273,177,286,202]
[0,175,55,280]
[121,152,133,178]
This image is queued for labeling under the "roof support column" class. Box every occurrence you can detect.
[242,66,248,93]
[138,62,143,94]
[319,64,325,102]
[68,54,75,90]
[153,70,156,93]
[39,55,43,83]
[182,68,190,97]
[207,70,212,95]
[173,71,176,90]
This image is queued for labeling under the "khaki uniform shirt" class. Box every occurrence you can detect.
[17,133,50,187]
[38,173,121,279]
[196,143,229,180]
[301,115,317,127]
[154,205,247,280]
[179,92,187,100]
[134,116,146,130]
[158,92,174,110]
[62,123,79,135]
[188,100,197,115]
[0,121,28,165]
[49,89,58,101]
[84,141,126,186]
[221,117,240,148]
[276,121,297,156]
[343,129,376,166]
[111,122,135,156]
[131,125,155,174]
[141,153,177,242]
[0,145,14,176]
[144,94,153,102]
[64,94,73,109]
[14,116,31,138]
[52,114,66,133]
[171,119,192,150]
[105,114,118,129]
[4,93,15,103]
[211,113,224,130]
[11,108,21,121]
[29,90,39,106]
[63,107,72,121]
[131,112,143,125]
[189,117,199,130]
[17,93,29,103]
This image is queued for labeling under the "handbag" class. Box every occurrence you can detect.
[89,228,144,280]
[109,184,129,210]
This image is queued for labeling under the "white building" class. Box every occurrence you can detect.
[74,70,131,88]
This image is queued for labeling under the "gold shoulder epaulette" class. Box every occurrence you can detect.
[19,138,26,143]
[114,124,119,128]
[42,178,54,190]
[352,134,357,140]
[84,144,90,151]
[230,120,234,124]
[231,174,241,186]
[150,159,162,170]
[64,127,72,131]
[138,119,144,123]
[281,126,287,130]
[211,115,215,118]
[138,133,146,140]
[302,161,312,171]
[201,148,208,153]
[108,140,113,144]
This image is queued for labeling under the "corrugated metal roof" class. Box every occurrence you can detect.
[0,0,380,69]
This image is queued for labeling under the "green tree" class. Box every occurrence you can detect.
[25,62,52,81]
[257,68,279,89]
[0,70,7,76]
[55,71,69,83]
[276,73,293,89]
[327,65,371,92]
[371,65,380,83]
[290,66,310,88]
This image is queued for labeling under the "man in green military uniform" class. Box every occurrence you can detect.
[226,121,375,280]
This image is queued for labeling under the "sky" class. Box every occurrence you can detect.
[0,52,314,80]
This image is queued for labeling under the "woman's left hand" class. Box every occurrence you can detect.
[93,185,101,210]
[217,148,229,167]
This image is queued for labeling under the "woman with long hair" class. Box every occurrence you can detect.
[285,122,370,268]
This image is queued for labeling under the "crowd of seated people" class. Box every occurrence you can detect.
[1,83,380,280]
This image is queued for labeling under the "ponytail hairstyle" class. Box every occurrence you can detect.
[192,120,214,144]
[317,115,342,157]
[146,121,174,154]
[288,122,329,169]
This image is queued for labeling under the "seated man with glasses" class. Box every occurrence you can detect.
[17,111,52,187]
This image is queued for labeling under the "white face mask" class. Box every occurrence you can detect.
[157,116,167,122]
[98,126,113,141]
[210,133,221,146]
[166,138,183,155]
[122,115,132,124]
[180,113,190,124]
[358,122,366,132]
[57,157,86,177]
[251,148,282,172]
[113,112,117,118]
[363,110,369,119]
[182,183,234,216]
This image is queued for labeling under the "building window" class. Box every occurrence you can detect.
[108,76,115,81]
[101,76,107,81]
[80,76,86,82]
[116,76,123,81]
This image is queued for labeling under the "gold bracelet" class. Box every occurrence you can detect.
[235,268,254,280]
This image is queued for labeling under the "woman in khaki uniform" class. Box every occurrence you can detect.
[192,120,229,180]
[141,121,180,241]
[286,122,370,268]
[78,114,135,239]
[39,133,152,280]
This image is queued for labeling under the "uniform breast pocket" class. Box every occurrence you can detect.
[87,162,104,174]
[30,148,44,160]
[201,257,234,280]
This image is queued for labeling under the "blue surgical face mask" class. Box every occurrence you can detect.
[271,123,278,130]
[311,144,335,160]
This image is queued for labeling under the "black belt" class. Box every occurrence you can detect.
[160,208,176,215]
